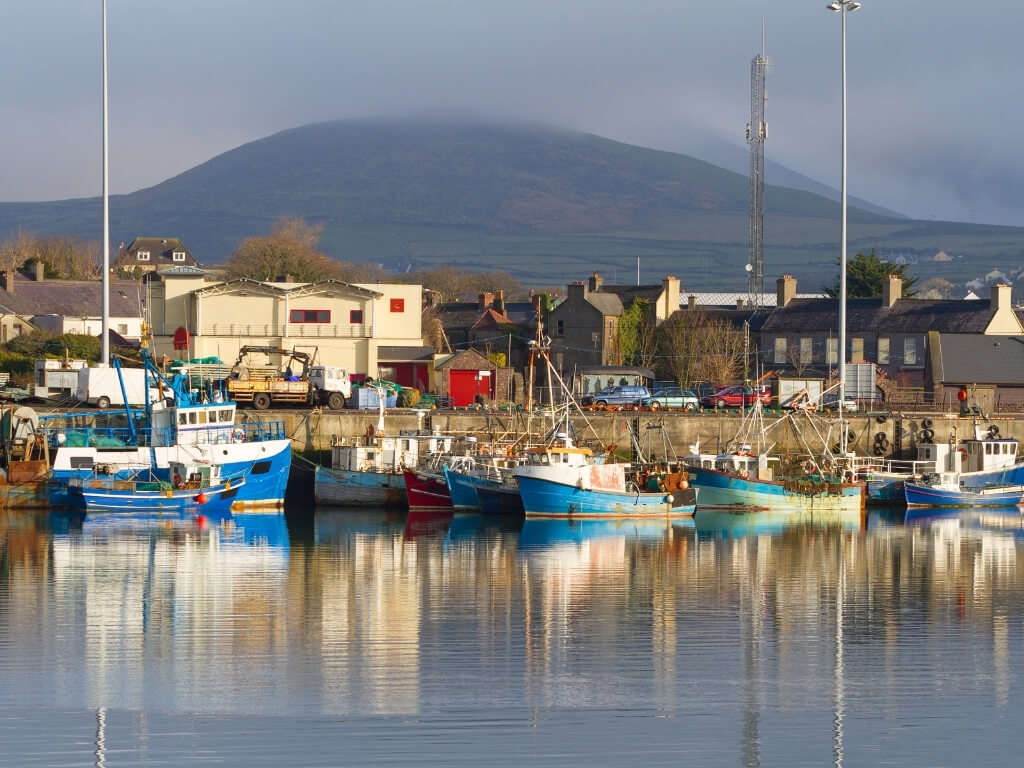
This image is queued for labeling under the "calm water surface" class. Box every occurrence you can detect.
[2,504,1024,766]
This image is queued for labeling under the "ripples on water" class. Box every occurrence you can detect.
[2,505,1023,766]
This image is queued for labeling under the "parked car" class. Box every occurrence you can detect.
[700,385,772,409]
[581,385,651,407]
[642,388,699,411]
[821,393,858,411]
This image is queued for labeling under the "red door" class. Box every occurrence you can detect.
[449,370,477,406]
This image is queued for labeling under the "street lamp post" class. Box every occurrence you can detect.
[828,0,860,425]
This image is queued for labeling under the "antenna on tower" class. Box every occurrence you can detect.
[746,19,771,310]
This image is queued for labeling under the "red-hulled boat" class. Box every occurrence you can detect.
[402,470,454,511]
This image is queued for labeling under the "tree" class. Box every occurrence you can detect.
[655,311,745,388]
[917,277,958,299]
[224,218,345,282]
[616,299,658,370]
[823,249,917,298]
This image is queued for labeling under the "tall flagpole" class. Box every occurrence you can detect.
[101,0,110,365]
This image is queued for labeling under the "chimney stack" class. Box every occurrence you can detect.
[588,272,604,292]
[776,275,796,308]
[991,283,1013,316]
[493,289,505,315]
[1,270,13,293]
[882,275,902,308]
[478,291,494,310]
[34,261,44,282]
[687,295,697,311]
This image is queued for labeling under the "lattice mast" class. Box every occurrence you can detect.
[746,26,770,308]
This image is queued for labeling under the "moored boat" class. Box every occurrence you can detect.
[403,469,454,511]
[314,430,453,508]
[475,481,524,515]
[513,435,697,518]
[904,472,1024,508]
[44,350,291,511]
[67,461,246,514]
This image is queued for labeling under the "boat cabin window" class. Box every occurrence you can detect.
[178,413,188,425]
[198,411,208,424]
[219,409,233,422]
[540,453,550,465]
[986,444,992,455]
[366,451,375,461]
[189,412,198,425]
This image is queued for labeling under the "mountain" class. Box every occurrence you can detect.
[1,118,1022,292]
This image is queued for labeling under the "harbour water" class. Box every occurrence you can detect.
[2,504,1024,765]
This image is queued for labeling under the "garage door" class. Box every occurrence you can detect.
[449,370,493,406]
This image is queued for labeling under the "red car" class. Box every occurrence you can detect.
[700,385,772,409]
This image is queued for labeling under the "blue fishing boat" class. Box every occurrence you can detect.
[904,472,1024,507]
[683,403,864,514]
[45,351,291,511]
[513,435,697,519]
[475,480,524,515]
[67,462,246,515]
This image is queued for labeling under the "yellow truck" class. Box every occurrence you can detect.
[226,346,351,410]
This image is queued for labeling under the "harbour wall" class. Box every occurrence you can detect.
[266,408,1018,460]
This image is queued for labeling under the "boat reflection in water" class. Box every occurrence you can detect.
[903,505,1024,536]
[519,517,693,551]
[694,507,866,539]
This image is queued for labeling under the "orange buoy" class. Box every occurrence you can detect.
[195,492,208,505]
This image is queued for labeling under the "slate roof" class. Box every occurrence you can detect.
[761,297,1004,334]
[932,334,1024,385]
[434,347,495,371]
[585,292,623,316]
[596,284,662,307]
[0,275,143,319]
[122,237,198,267]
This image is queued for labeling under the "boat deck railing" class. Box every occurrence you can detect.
[41,419,288,449]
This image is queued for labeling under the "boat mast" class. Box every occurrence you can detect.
[100,0,110,365]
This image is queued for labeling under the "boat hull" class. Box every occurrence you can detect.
[314,466,407,507]
[67,479,241,515]
[475,483,524,515]
[904,481,1024,508]
[442,465,487,510]
[403,470,453,511]
[689,468,864,513]
[516,474,696,518]
[50,439,292,510]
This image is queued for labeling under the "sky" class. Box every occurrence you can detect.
[2,1,1020,226]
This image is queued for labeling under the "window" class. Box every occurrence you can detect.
[800,337,812,364]
[556,319,564,337]
[851,337,864,361]
[774,337,787,364]
[877,337,890,364]
[904,338,917,365]
[390,298,405,312]
[172,251,186,262]
[826,339,838,366]
[350,309,363,324]
[290,309,330,323]
[117,323,128,335]
[137,251,150,261]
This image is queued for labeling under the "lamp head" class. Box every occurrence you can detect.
[827,1,841,10]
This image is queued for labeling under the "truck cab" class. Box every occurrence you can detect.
[309,366,351,410]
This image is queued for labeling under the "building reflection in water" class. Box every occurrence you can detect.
[2,503,1024,759]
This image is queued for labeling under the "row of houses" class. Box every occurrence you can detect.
[1,237,1023,409]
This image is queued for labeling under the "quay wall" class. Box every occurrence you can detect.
[265,408,1020,460]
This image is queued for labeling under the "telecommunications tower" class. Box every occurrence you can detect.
[746,29,770,308]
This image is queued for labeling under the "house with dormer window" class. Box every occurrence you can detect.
[116,237,198,276]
